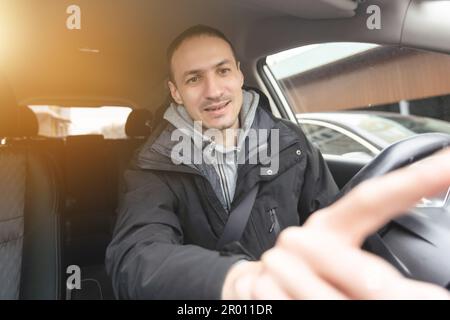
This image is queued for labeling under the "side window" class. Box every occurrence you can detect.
[265,43,450,150]
[301,123,374,159]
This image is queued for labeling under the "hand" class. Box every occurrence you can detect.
[222,149,450,299]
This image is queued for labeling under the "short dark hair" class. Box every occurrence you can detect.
[166,25,238,82]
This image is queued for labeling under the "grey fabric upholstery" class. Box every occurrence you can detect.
[0,148,26,299]
[0,146,63,299]
[20,148,62,299]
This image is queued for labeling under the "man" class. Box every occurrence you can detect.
[106,25,450,299]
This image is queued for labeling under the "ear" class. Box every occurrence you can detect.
[237,61,244,87]
[168,80,183,105]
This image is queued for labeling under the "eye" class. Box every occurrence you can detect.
[218,68,231,75]
[186,76,200,84]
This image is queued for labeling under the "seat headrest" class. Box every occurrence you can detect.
[125,109,153,137]
[0,105,39,138]
[0,75,39,138]
[0,74,39,138]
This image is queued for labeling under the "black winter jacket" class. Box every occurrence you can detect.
[106,98,338,300]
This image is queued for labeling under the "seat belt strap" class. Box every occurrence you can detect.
[216,184,259,250]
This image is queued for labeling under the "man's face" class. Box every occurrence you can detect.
[168,35,244,130]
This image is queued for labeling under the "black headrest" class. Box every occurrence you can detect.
[0,75,39,137]
[125,109,153,137]
[0,105,39,138]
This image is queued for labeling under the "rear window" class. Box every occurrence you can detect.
[29,105,132,139]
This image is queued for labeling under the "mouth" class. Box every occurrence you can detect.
[203,100,231,113]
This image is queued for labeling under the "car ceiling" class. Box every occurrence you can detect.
[0,0,449,113]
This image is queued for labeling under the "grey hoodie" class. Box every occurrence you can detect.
[162,89,260,212]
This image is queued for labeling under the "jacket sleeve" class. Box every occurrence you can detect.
[105,169,248,300]
[295,126,340,224]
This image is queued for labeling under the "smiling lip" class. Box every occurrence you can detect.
[203,100,231,113]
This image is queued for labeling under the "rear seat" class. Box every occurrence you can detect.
[63,108,153,300]
[0,101,114,299]
[1,77,154,299]
[64,134,114,265]
[63,109,153,266]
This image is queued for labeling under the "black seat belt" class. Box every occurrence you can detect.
[216,184,259,250]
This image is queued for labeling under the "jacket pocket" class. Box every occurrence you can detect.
[268,208,281,236]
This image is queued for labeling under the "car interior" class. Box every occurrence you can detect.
[1,0,450,299]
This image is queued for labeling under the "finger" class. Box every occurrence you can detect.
[250,271,293,300]
[384,279,450,300]
[278,228,449,299]
[233,272,259,300]
[306,148,450,246]
[260,248,348,300]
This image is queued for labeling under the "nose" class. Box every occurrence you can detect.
[204,73,224,100]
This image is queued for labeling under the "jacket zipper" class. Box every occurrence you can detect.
[198,174,229,226]
[217,163,232,212]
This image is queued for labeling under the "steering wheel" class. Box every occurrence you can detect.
[337,133,450,289]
